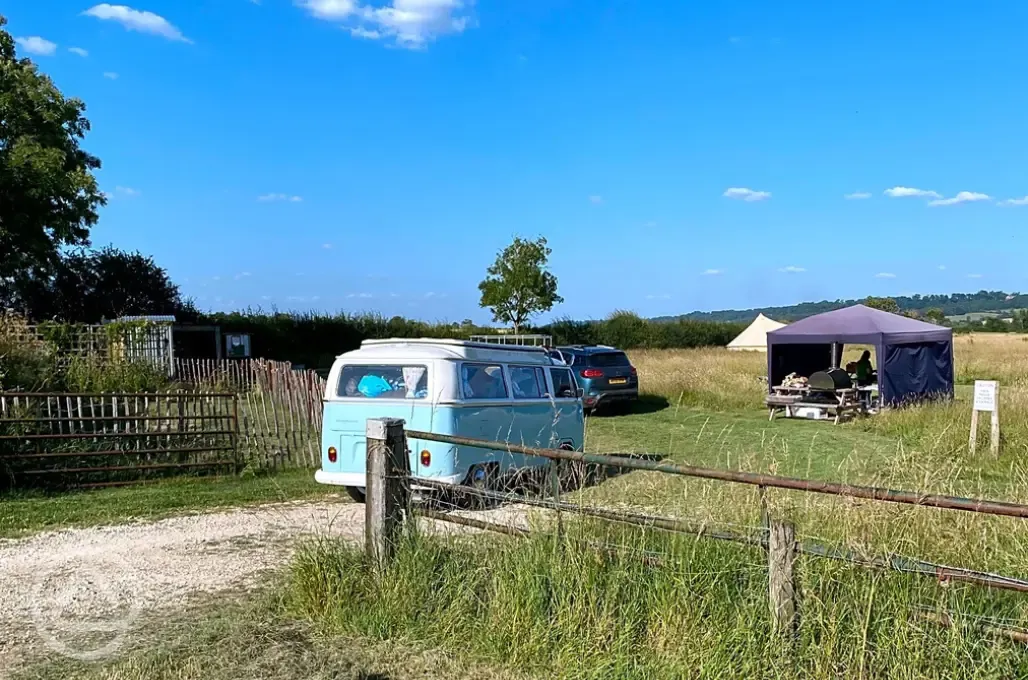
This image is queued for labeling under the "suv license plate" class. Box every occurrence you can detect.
[609,378,628,385]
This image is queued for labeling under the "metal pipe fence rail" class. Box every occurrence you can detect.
[359,419,1028,645]
[0,391,240,489]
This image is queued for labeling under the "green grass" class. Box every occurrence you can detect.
[286,528,1028,680]
[0,469,337,538]
[577,401,1028,578]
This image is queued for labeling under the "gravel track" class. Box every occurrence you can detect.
[0,499,526,676]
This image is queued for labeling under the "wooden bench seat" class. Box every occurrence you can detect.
[767,398,863,424]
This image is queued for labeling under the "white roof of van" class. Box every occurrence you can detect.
[338,338,556,365]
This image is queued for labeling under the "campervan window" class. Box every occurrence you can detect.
[461,364,508,400]
[510,366,546,399]
[337,365,428,399]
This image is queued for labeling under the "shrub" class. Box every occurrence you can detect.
[0,311,59,391]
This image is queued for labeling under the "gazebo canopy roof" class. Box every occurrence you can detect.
[767,304,952,345]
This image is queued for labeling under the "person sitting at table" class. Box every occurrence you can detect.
[854,350,876,386]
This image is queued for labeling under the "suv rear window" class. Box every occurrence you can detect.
[587,352,631,368]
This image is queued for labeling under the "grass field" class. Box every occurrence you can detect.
[283,333,1028,680]
[12,333,1028,678]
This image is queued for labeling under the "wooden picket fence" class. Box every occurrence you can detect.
[174,358,326,469]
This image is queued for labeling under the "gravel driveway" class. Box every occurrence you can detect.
[0,499,527,677]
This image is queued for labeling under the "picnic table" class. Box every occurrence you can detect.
[766,385,864,424]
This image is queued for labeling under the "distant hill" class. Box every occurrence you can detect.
[658,291,1027,324]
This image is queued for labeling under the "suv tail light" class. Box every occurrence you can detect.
[580,369,603,378]
[630,367,637,376]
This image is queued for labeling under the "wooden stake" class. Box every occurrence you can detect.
[991,390,1001,457]
[768,518,798,639]
[365,418,410,569]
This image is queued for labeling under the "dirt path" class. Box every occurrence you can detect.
[0,499,526,677]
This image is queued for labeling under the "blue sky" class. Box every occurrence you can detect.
[6,1,1028,322]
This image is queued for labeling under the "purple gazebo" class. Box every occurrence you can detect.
[766,305,954,406]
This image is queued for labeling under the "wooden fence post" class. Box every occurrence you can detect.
[768,517,798,639]
[365,418,410,568]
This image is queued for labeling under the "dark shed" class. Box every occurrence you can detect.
[766,305,954,405]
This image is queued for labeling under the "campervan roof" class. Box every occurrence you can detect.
[345,338,555,364]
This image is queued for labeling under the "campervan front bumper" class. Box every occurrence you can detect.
[315,470,465,488]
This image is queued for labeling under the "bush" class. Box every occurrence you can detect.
[0,311,59,391]
[0,312,172,392]
[198,310,743,368]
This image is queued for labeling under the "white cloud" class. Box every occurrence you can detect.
[938,265,947,271]
[875,272,896,279]
[112,185,140,197]
[257,193,303,202]
[723,187,771,202]
[302,0,358,19]
[68,46,89,57]
[261,295,272,301]
[702,269,722,276]
[844,191,871,200]
[299,0,473,48]
[349,26,382,39]
[347,292,374,299]
[779,266,806,273]
[588,195,604,204]
[968,274,983,279]
[998,196,1028,206]
[103,71,119,80]
[15,36,58,56]
[83,4,192,43]
[234,272,252,280]
[928,191,990,207]
[884,186,941,199]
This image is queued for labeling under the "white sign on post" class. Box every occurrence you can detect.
[970,380,1000,456]
[973,380,997,412]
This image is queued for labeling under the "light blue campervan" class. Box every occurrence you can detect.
[315,338,585,502]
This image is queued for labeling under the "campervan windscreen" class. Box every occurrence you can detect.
[337,365,428,399]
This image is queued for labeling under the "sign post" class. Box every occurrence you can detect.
[970,380,1000,456]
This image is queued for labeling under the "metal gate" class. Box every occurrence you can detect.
[0,391,239,489]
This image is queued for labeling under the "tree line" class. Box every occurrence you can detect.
[667,290,1027,324]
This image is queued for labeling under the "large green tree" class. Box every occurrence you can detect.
[9,246,197,323]
[478,236,562,333]
[864,296,900,314]
[0,15,104,284]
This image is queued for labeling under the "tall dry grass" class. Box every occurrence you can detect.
[629,334,1028,457]
[608,334,1028,574]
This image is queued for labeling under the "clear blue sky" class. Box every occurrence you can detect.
[6,1,1027,322]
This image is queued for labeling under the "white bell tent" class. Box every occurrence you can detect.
[727,313,786,351]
